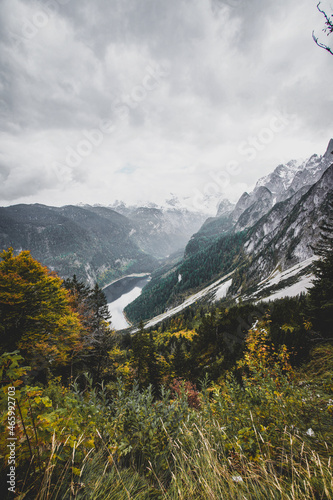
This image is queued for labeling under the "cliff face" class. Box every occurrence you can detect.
[243,163,333,284]
[185,140,333,259]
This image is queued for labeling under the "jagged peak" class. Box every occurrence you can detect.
[238,191,250,201]
[255,185,273,196]
[216,198,235,217]
[324,138,333,158]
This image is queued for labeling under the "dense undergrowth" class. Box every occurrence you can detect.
[1,335,333,500]
[0,247,333,499]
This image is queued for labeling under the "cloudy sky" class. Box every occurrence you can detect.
[0,0,332,212]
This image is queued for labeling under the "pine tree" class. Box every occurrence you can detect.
[131,321,159,388]
[64,276,113,381]
[88,283,111,328]
[308,203,333,340]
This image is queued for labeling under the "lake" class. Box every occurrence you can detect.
[103,274,150,330]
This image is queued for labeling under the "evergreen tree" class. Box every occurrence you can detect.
[64,276,113,382]
[88,283,111,328]
[308,204,333,340]
[131,321,160,389]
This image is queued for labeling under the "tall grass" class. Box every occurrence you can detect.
[4,344,332,499]
[26,416,332,500]
[165,419,333,500]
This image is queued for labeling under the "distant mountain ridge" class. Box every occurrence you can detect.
[0,202,206,285]
[108,202,206,259]
[0,204,158,286]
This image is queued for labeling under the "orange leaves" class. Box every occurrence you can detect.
[0,248,86,371]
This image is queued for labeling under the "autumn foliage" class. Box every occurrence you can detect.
[0,248,85,372]
[0,249,332,498]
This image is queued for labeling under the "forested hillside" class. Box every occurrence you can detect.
[125,231,246,322]
[0,204,158,286]
[1,246,332,499]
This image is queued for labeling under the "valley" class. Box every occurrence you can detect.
[0,139,332,331]
[103,274,151,330]
[1,2,333,497]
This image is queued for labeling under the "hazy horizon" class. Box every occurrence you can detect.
[1,0,332,210]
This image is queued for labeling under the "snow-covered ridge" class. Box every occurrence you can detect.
[255,158,304,193]
[109,193,210,215]
[230,140,332,230]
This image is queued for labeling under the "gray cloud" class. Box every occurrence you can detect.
[0,0,332,208]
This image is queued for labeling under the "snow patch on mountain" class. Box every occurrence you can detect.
[245,256,317,302]
[256,256,316,288]
[214,279,233,300]
[258,274,314,303]
[139,272,235,330]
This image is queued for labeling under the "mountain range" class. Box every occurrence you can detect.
[0,139,332,325]
[0,202,205,286]
[124,139,333,324]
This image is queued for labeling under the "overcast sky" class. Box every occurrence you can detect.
[0,0,332,212]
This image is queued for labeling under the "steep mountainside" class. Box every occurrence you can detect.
[240,163,333,289]
[125,140,333,325]
[185,140,333,255]
[125,230,246,322]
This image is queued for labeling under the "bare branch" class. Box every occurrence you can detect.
[317,2,333,32]
[312,30,333,55]
[312,3,333,55]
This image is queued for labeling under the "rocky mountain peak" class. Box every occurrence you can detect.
[255,185,273,199]
[228,193,249,223]
[324,138,333,158]
[216,199,235,217]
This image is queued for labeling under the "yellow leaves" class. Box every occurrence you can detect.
[107,346,134,383]
[155,328,197,347]
[26,387,43,398]
[171,329,198,341]
[303,319,313,331]
[108,345,126,360]
[1,249,87,370]
[281,323,294,333]
[68,436,78,448]
[72,467,81,477]
[35,396,53,408]
[238,320,293,380]
[86,438,95,448]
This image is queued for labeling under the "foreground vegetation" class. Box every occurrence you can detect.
[0,246,332,499]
